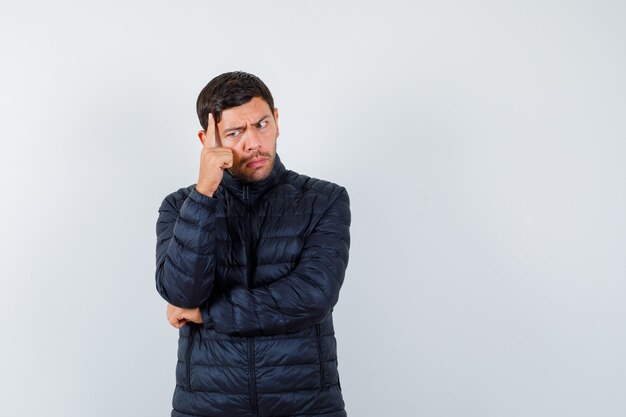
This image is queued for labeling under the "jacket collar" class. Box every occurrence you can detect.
[220,153,286,204]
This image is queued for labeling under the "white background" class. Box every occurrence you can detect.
[1,1,625,416]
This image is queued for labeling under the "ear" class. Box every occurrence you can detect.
[273,107,280,138]
[197,130,206,146]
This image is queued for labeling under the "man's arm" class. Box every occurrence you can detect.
[202,186,351,336]
[155,113,232,309]
[155,188,219,308]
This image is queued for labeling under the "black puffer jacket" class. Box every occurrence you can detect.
[155,154,351,417]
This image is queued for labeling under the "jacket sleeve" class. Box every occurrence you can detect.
[202,187,350,336]
[155,187,218,308]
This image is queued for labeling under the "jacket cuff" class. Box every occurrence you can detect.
[189,187,217,206]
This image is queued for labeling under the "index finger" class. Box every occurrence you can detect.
[204,113,221,148]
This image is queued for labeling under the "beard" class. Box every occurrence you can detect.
[227,148,276,183]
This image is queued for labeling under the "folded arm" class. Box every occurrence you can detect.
[202,187,351,336]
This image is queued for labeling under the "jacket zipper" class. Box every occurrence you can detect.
[315,324,325,388]
[186,325,196,390]
[243,185,259,417]
[247,337,258,416]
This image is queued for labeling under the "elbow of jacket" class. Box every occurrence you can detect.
[310,290,339,320]
[155,269,204,308]
[155,265,175,304]
[157,285,202,308]
[155,280,174,305]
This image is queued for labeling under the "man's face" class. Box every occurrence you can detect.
[200,96,280,183]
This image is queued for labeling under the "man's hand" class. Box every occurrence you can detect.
[196,113,233,197]
[166,304,203,329]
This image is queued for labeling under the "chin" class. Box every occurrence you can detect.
[249,169,272,182]
[232,167,270,183]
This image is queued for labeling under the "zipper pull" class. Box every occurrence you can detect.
[243,185,249,201]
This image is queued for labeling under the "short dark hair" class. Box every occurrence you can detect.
[196,71,275,130]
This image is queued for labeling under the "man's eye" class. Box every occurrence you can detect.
[227,130,240,138]
[258,121,268,128]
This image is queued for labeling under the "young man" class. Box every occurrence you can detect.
[155,71,351,417]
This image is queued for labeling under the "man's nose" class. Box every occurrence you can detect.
[244,128,262,151]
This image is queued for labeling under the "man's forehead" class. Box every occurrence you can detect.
[219,98,273,127]
[222,97,270,116]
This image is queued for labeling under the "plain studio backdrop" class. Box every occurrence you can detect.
[1,1,625,416]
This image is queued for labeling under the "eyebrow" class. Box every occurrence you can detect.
[222,115,271,133]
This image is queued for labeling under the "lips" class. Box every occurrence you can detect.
[246,158,267,168]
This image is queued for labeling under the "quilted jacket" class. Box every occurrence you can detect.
[155,154,351,417]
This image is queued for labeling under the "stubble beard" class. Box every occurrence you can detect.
[229,144,277,183]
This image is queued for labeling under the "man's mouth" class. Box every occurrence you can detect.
[246,157,267,168]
